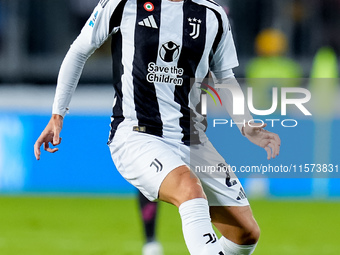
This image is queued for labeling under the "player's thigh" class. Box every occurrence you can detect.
[210,205,260,245]
[189,140,249,207]
[109,129,186,202]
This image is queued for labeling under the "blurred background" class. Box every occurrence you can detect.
[1,0,339,198]
[1,0,340,82]
[0,0,340,254]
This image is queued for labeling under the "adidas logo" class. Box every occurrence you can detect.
[236,187,247,201]
[138,15,158,29]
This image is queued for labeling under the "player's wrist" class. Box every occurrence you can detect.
[50,114,64,129]
[242,122,253,136]
[241,126,246,136]
[52,114,64,120]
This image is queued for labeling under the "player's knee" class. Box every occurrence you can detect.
[158,166,206,207]
[174,177,206,207]
[240,224,260,245]
[183,179,206,199]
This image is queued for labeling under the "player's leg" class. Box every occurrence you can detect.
[188,140,260,255]
[158,166,225,255]
[138,192,163,255]
[109,131,225,255]
[138,191,158,242]
[210,205,260,254]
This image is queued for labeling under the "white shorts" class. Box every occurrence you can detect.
[109,127,249,207]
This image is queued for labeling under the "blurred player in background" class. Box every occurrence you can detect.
[245,28,303,109]
[246,28,302,79]
[34,0,280,254]
[138,191,163,255]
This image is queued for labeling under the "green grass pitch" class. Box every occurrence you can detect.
[0,196,339,255]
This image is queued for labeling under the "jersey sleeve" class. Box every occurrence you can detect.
[209,11,239,79]
[209,10,252,133]
[52,0,123,117]
[87,0,125,47]
[214,75,254,133]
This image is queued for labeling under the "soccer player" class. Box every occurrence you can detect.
[34,0,281,254]
[138,192,163,255]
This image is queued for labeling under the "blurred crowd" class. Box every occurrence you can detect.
[0,0,339,83]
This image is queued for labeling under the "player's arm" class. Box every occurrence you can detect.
[34,2,115,160]
[33,35,97,160]
[213,73,281,160]
[210,10,280,159]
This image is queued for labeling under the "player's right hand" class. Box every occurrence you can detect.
[243,123,281,160]
[34,114,64,160]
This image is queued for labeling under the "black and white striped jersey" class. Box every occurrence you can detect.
[53,0,239,145]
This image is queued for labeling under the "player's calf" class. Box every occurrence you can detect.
[159,166,225,254]
[179,198,226,255]
[211,206,260,254]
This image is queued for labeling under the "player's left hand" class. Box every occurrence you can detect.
[34,114,63,160]
[243,123,281,160]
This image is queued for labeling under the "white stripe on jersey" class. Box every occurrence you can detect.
[196,9,219,79]
[156,0,184,142]
[120,0,138,127]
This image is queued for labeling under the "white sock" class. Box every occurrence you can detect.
[219,236,257,255]
[179,198,225,255]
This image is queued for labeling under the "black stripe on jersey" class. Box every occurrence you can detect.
[109,0,128,34]
[100,0,110,8]
[209,8,223,54]
[205,0,220,7]
[107,0,127,143]
[176,0,207,145]
[132,0,163,137]
[108,31,124,144]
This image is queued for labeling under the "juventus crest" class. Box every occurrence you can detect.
[188,17,201,39]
